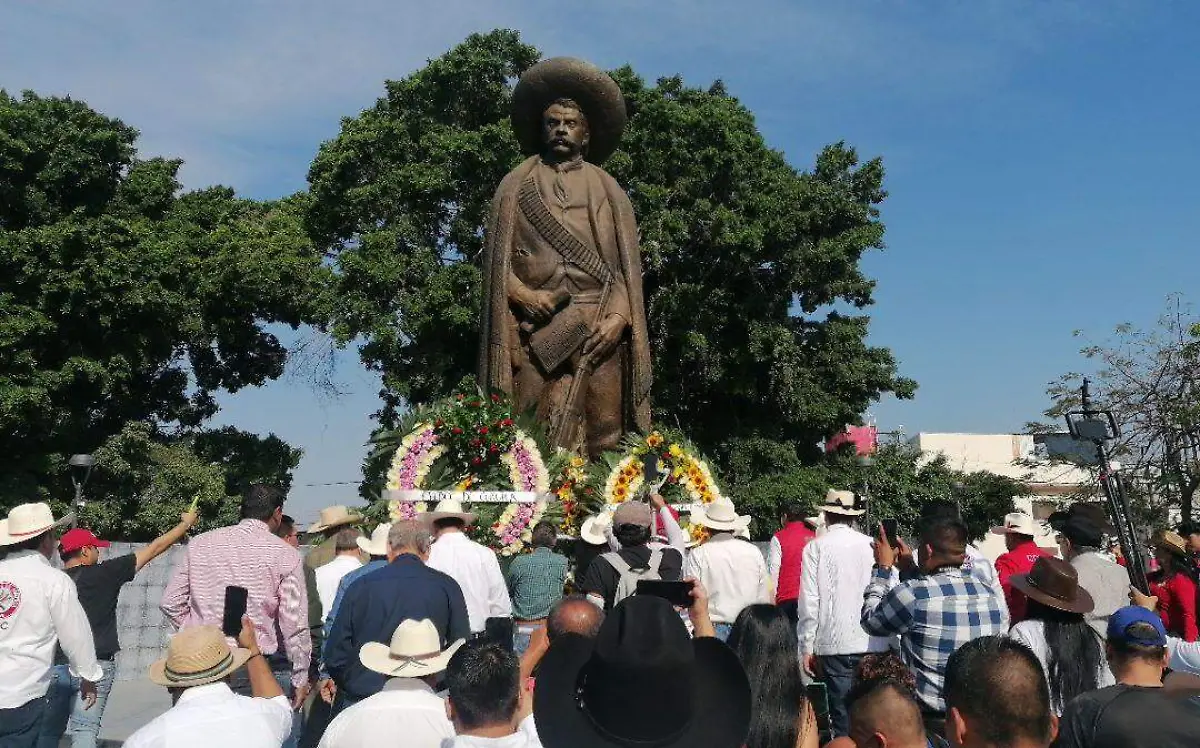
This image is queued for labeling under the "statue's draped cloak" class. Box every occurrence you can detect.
[477,156,651,434]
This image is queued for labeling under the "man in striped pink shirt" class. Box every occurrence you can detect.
[160,485,312,716]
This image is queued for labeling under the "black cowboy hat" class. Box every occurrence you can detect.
[1047,502,1114,534]
[511,57,627,165]
[534,595,751,748]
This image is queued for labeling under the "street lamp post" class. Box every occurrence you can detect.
[69,454,95,524]
[859,454,875,530]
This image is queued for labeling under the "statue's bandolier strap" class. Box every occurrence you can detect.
[518,176,613,285]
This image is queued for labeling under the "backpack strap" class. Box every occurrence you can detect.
[602,551,632,574]
[646,549,663,574]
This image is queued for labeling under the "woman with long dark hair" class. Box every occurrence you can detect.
[1150,530,1199,641]
[728,604,818,748]
[1007,557,1113,714]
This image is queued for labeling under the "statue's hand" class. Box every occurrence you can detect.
[513,287,559,324]
[582,314,627,361]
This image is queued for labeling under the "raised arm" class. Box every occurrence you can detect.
[135,510,198,572]
[650,494,686,553]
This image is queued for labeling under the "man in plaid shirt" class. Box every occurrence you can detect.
[861,517,1008,735]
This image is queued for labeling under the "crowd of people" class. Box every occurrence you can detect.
[4,483,1200,748]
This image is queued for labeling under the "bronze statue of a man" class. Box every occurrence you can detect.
[478,57,651,458]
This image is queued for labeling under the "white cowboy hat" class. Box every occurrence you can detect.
[0,503,74,547]
[308,505,364,534]
[359,619,465,679]
[990,512,1039,537]
[357,523,393,557]
[579,514,611,546]
[693,499,751,533]
[417,499,477,526]
[804,515,824,529]
[818,489,865,517]
[149,625,251,687]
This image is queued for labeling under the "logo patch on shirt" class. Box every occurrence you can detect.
[0,581,21,619]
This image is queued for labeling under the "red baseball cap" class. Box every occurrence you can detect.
[59,528,111,555]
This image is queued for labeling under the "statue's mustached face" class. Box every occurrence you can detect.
[542,103,589,160]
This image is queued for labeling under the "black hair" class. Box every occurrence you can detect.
[1108,622,1168,665]
[59,547,85,564]
[728,604,804,748]
[434,517,467,532]
[1178,521,1200,537]
[920,499,961,522]
[241,484,285,522]
[613,523,650,548]
[274,515,296,539]
[944,636,1053,747]
[783,502,809,522]
[531,521,557,549]
[547,97,588,126]
[844,680,925,745]
[1025,599,1104,711]
[546,595,605,641]
[445,640,520,730]
[921,518,968,557]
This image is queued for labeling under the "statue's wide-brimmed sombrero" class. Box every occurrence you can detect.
[512,57,627,165]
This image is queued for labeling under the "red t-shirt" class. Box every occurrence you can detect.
[1150,572,1199,642]
[995,540,1053,623]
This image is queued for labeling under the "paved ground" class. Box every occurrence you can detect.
[96,678,171,745]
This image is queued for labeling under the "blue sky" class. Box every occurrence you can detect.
[5,1,1198,524]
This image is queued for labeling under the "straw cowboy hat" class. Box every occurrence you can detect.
[511,57,628,165]
[692,499,751,533]
[990,512,1039,537]
[818,489,865,517]
[1156,530,1190,558]
[535,595,751,748]
[417,499,477,526]
[357,523,393,557]
[1009,556,1095,615]
[579,514,611,546]
[0,503,74,547]
[359,619,464,679]
[149,626,251,688]
[307,505,363,534]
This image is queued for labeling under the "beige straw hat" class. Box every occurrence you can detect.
[579,514,611,546]
[818,490,865,517]
[357,523,393,557]
[308,505,364,534]
[693,499,751,533]
[148,626,252,687]
[0,503,74,547]
[359,619,464,679]
[417,499,477,525]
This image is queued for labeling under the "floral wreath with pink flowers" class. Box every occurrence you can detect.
[369,389,573,556]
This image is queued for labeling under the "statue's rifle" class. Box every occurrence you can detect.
[1065,379,1150,594]
[549,281,613,452]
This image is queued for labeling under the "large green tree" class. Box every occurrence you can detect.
[308,30,915,501]
[0,90,325,516]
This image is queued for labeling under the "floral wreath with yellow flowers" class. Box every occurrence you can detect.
[581,431,729,536]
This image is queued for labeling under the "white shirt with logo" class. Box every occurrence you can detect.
[0,549,104,708]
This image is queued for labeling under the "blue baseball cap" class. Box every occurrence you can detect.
[1107,605,1167,646]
